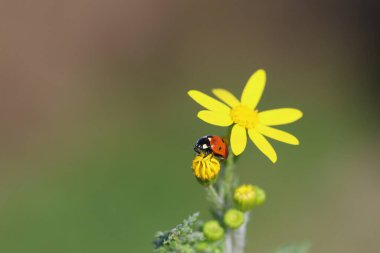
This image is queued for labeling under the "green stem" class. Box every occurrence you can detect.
[223,153,236,207]
[223,152,237,253]
[206,185,223,210]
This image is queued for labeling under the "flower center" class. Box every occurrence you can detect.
[230,105,259,129]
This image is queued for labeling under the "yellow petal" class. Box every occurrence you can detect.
[230,124,247,156]
[197,110,233,127]
[259,108,303,126]
[257,125,299,145]
[248,129,277,163]
[188,90,231,114]
[212,89,240,108]
[240,69,266,109]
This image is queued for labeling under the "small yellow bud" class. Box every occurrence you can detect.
[192,154,220,186]
[224,209,244,229]
[234,184,266,211]
[203,220,224,241]
[233,184,256,211]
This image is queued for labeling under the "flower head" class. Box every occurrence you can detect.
[224,209,244,229]
[188,69,303,162]
[192,153,220,185]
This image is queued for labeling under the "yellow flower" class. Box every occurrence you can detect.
[188,69,302,162]
[192,153,221,185]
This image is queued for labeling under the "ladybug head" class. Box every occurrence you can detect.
[194,136,212,155]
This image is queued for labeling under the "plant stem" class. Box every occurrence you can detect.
[222,152,237,253]
[225,229,233,253]
[233,212,250,253]
[206,185,223,210]
[223,153,236,207]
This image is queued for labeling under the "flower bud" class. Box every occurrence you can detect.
[203,220,224,241]
[192,154,220,186]
[234,184,266,211]
[195,242,208,252]
[233,184,256,211]
[224,209,244,229]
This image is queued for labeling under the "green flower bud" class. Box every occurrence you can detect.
[203,220,224,241]
[224,209,244,229]
[233,184,256,211]
[254,186,266,205]
[195,242,209,252]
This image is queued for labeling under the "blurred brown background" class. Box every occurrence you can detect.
[0,1,379,252]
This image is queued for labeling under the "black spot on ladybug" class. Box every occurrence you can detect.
[218,147,222,150]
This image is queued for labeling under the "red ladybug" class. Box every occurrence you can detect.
[194,135,228,159]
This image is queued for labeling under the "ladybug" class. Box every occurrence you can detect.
[194,135,228,159]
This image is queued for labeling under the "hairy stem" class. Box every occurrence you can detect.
[206,185,223,210]
[233,212,250,253]
[223,152,237,253]
[223,153,236,207]
[225,229,233,253]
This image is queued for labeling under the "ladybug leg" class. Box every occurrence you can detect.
[204,149,213,157]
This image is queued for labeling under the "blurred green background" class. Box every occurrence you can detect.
[0,1,379,252]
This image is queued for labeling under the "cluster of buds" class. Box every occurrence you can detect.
[191,138,266,243]
[201,208,245,244]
